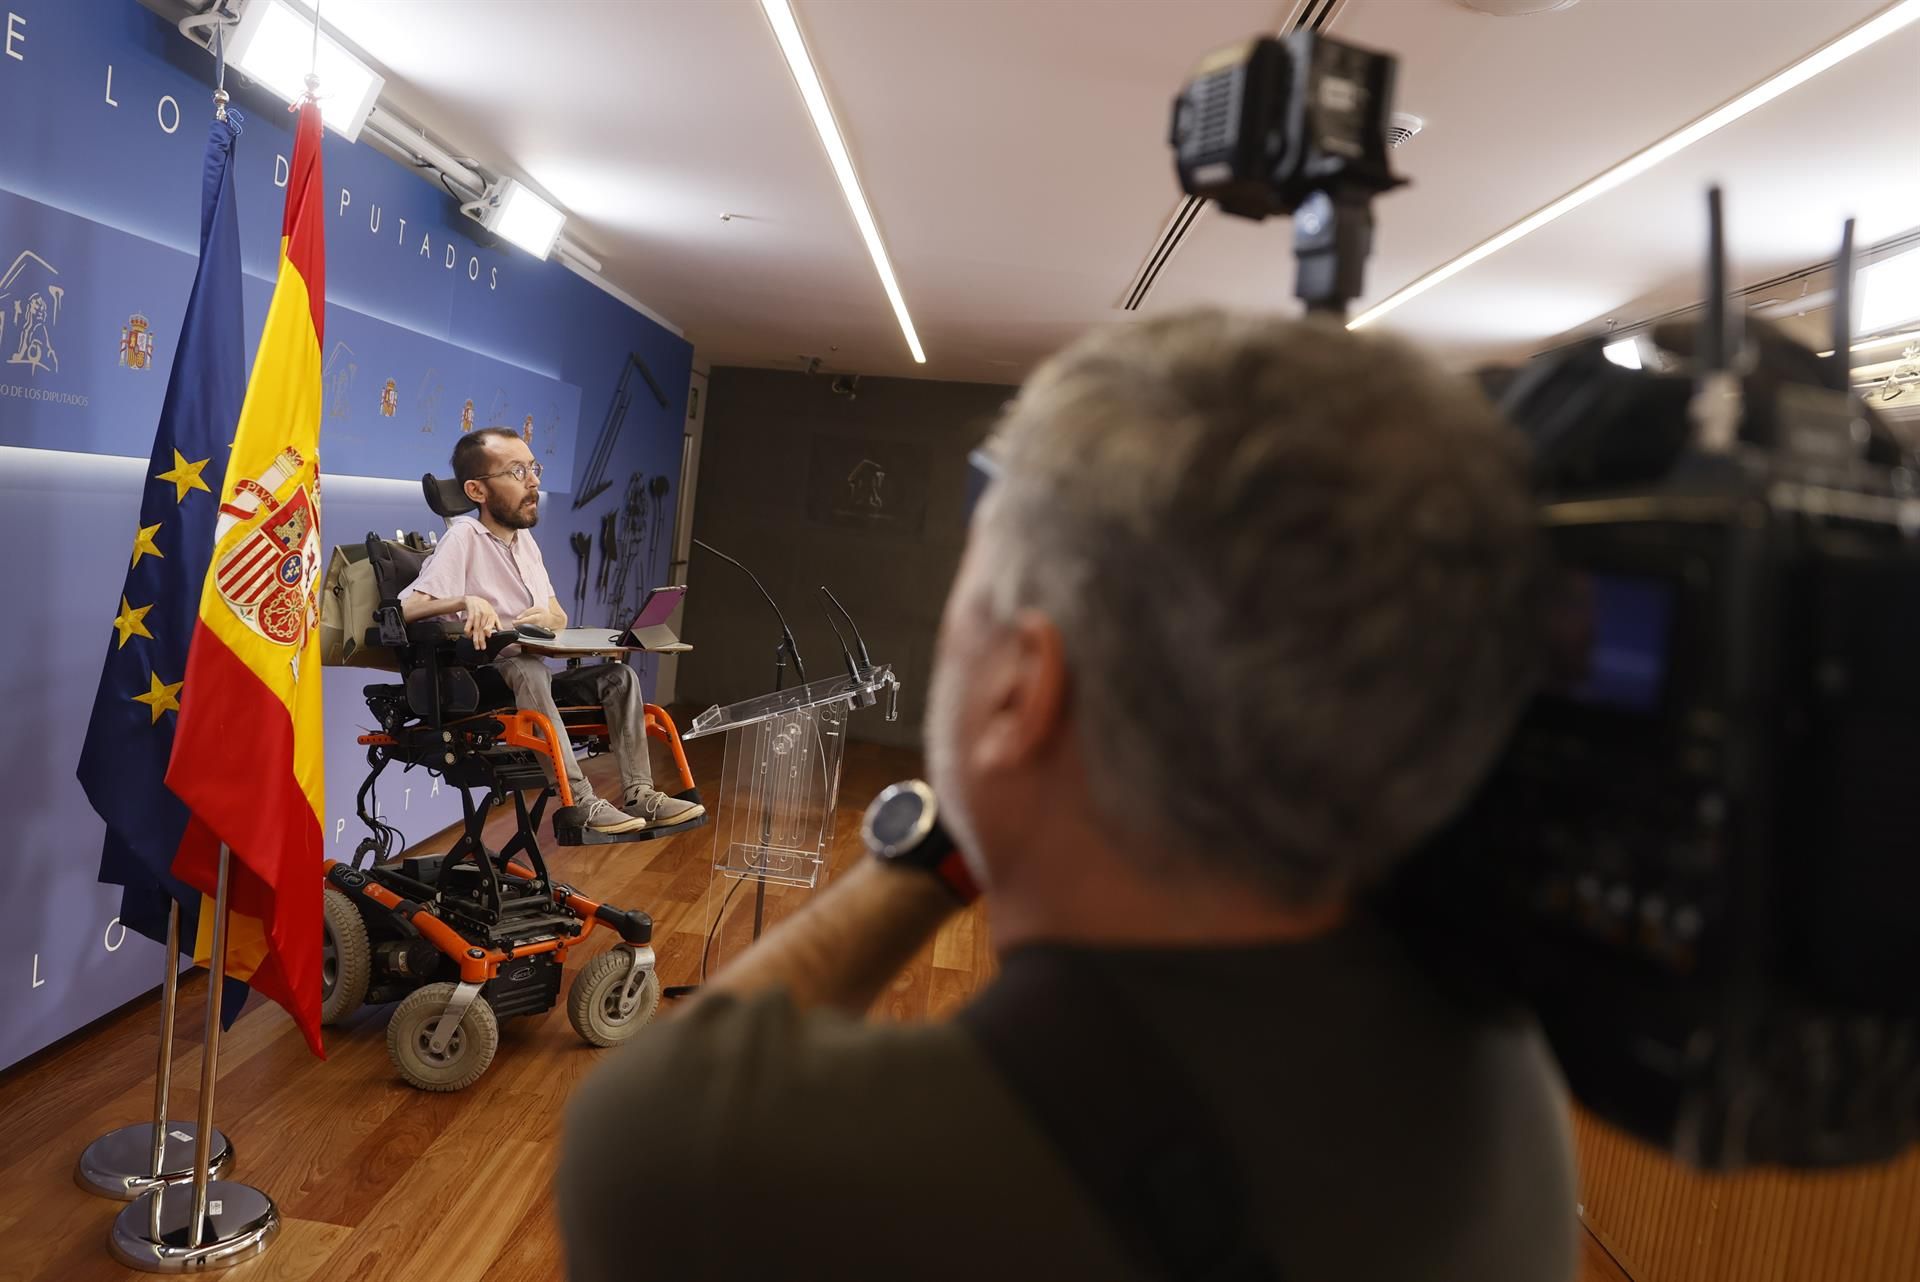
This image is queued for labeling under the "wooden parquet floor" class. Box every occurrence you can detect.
[0,728,992,1282]
[0,729,1629,1282]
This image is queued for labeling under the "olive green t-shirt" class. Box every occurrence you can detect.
[556,918,1578,1282]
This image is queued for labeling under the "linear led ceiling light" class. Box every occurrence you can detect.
[1819,326,1920,359]
[1348,0,1920,332]
[473,179,567,261]
[759,0,927,364]
[228,0,385,141]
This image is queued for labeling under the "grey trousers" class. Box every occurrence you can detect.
[493,656,655,806]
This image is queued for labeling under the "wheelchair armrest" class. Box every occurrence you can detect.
[381,611,517,663]
[372,597,469,651]
[375,599,410,648]
[408,620,461,648]
[456,630,525,664]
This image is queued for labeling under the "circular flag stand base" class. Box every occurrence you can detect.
[76,1123,234,1201]
[110,1180,279,1274]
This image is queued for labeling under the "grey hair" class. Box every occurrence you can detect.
[973,309,1543,905]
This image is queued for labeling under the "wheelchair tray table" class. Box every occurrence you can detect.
[512,628,691,658]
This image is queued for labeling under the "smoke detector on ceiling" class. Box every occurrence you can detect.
[1387,112,1425,148]
[1453,0,1581,15]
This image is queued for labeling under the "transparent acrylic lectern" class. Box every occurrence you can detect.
[682,665,900,977]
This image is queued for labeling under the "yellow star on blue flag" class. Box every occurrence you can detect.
[132,671,183,724]
[131,523,163,567]
[155,449,212,503]
[112,596,155,649]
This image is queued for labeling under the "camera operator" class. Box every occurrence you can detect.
[557,309,1578,1282]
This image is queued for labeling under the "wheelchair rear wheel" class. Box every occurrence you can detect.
[387,982,500,1091]
[320,888,371,1026]
[567,949,661,1047]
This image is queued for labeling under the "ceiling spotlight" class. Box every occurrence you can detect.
[1386,112,1424,148]
[1603,338,1643,370]
[227,0,384,141]
[472,179,566,260]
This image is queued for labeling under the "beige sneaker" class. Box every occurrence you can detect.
[624,790,705,826]
[582,797,646,834]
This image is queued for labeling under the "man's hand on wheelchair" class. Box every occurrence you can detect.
[462,594,501,647]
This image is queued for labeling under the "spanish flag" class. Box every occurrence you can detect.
[166,101,327,1057]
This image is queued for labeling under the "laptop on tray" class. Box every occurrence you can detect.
[615,585,690,652]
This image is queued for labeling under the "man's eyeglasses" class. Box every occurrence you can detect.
[480,461,543,484]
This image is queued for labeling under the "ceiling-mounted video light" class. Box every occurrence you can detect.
[472,179,567,261]
[1603,338,1643,369]
[227,0,384,141]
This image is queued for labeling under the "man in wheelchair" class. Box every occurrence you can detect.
[399,426,703,836]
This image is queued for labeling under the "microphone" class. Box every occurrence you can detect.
[818,585,874,678]
[693,538,807,688]
[819,597,862,683]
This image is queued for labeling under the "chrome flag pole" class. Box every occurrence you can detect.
[110,848,279,1273]
[74,901,236,1200]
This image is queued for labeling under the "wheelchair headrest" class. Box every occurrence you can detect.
[423,472,477,520]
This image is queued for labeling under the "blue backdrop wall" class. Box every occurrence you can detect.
[0,0,693,1070]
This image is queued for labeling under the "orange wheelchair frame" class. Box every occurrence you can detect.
[321,520,704,1091]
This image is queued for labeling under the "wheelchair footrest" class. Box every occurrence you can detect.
[552,807,709,847]
[644,813,709,840]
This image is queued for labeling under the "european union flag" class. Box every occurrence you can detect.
[77,110,250,1022]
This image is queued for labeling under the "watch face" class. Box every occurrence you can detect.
[864,780,936,856]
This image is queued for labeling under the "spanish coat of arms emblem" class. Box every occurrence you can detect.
[212,446,322,648]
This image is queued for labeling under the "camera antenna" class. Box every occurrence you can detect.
[1701,187,1732,372]
[1829,218,1857,394]
[1690,187,1743,452]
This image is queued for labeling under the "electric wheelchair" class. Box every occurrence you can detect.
[320,474,705,1091]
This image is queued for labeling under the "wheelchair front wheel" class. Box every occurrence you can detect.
[320,888,371,1026]
[387,982,499,1091]
[567,949,660,1047]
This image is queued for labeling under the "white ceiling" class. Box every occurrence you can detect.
[310,0,1913,382]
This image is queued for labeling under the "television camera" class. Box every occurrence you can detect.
[1169,30,1920,1172]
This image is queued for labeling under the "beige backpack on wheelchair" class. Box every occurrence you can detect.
[319,536,419,671]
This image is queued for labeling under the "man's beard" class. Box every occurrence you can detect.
[924,650,990,890]
[487,491,539,529]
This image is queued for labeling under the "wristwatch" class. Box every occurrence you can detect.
[862,780,979,905]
